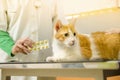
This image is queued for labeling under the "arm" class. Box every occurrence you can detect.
[0,30,35,56]
[0,0,14,56]
[0,30,15,56]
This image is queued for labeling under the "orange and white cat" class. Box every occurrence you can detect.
[46,20,120,62]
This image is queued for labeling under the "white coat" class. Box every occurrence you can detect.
[0,0,67,62]
[0,0,67,80]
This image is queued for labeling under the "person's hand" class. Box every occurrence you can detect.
[12,38,35,55]
[105,28,120,34]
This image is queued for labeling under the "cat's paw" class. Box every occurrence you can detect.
[46,57,55,62]
[90,57,103,61]
[46,57,63,62]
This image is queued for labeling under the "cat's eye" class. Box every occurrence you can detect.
[64,33,69,37]
[73,32,76,36]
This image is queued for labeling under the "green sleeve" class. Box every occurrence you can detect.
[0,30,15,56]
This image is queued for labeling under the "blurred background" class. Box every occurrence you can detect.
[63,0,120,34]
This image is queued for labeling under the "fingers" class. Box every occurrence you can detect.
[12,45,26,55]
[12,38,35,55]
[17,42,30,53]
[23,38,35,48]
[14,46,25,54]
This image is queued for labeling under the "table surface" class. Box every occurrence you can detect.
[0,61,119,69]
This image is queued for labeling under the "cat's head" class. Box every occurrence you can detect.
[54,20,78,47]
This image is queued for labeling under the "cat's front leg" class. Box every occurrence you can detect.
[90,54,103,61]
[90,56,103,61]
[46,56,65,62]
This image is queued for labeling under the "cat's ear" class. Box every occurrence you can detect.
[55,20,63,32]
[70,18,77,26]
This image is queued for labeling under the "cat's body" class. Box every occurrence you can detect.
[46,20,120,62]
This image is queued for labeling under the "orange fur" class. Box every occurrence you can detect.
[91,32,120,60]
[78,34,92,59]
[79,32,120,60]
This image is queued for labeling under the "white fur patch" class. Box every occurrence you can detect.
[88,35,101,60]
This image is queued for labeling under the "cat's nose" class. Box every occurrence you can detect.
[69,40,75,46]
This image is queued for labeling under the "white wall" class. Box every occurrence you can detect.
[62,0,120,33]
[75,11,120,33]
[63,0,119,15]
